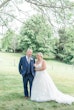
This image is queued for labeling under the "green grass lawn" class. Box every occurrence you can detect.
[0,52,74,110]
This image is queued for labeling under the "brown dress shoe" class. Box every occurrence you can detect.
[24,96,30,99]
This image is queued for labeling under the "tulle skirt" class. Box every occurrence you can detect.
[31,70,74,104]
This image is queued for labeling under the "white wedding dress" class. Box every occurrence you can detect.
[31,62,74,104]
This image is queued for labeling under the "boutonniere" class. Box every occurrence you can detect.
[31,57,33,60]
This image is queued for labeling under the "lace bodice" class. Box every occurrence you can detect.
[35,62,42,69]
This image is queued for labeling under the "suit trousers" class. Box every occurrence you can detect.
[23,74,34,97]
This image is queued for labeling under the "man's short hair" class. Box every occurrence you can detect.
[27,48,33,53]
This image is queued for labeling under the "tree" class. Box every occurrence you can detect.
[52,28,74,63]
[19,14,52,53]
[25,0,74,31]
[1,29,18,52]
[0,0,74,36]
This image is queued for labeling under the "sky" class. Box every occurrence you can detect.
[8,2,37,32]
[70,0,74,1]
[0,1,37,38]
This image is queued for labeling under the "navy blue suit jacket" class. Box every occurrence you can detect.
[18,56,35,77]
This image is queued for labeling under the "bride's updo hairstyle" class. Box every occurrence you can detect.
[37,52,43,58]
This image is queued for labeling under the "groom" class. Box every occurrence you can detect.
[18,49,35,98]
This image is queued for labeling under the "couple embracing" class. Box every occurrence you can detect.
[18,49,74,104]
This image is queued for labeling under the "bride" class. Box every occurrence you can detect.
[31,52,74,104]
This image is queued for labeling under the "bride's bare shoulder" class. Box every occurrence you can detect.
[42,60,47,65]
[43,59,46,63]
